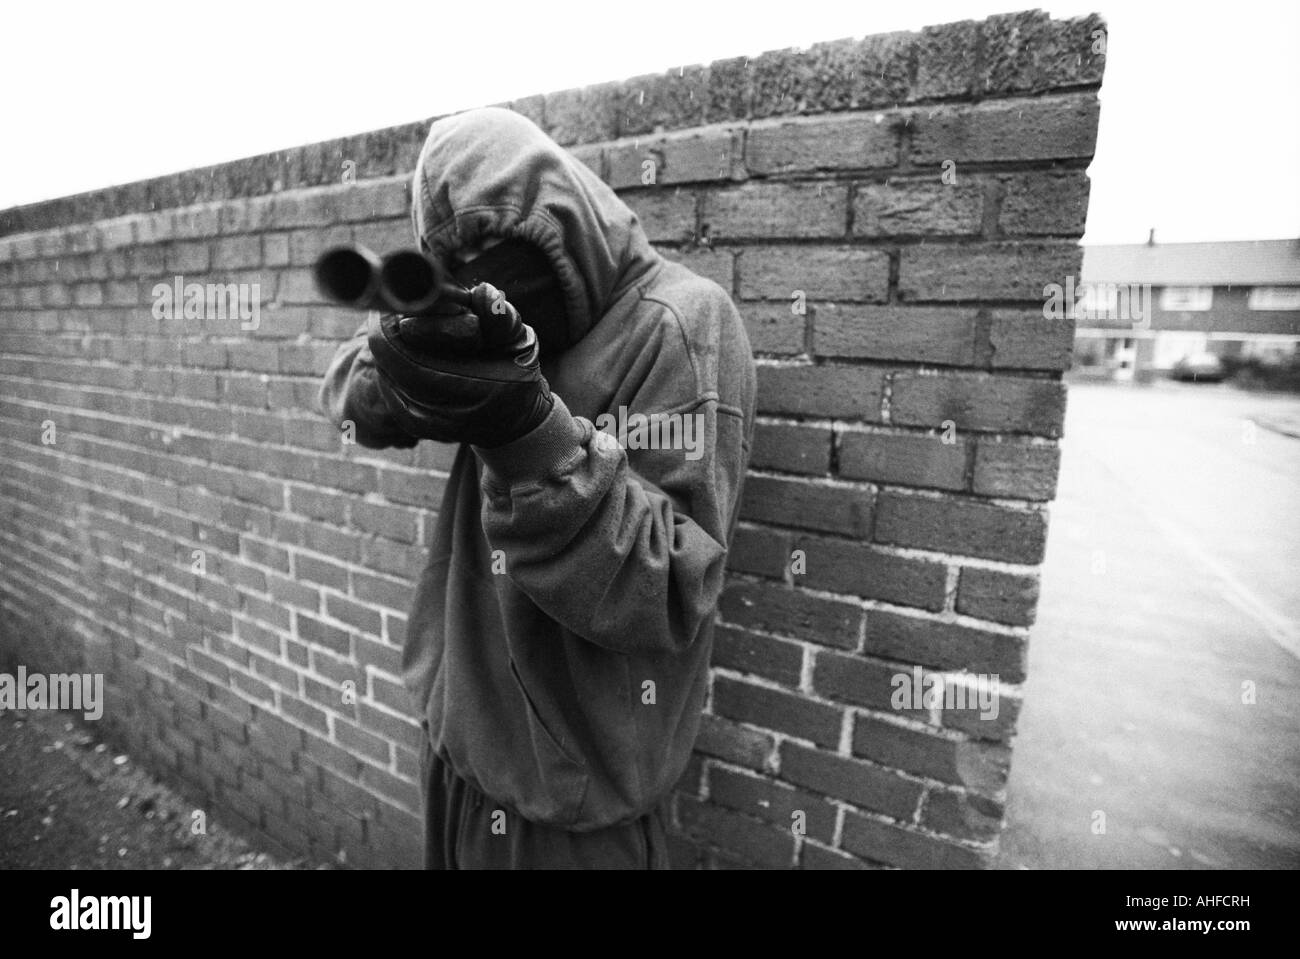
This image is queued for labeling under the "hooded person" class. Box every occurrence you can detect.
[318,106,756,869]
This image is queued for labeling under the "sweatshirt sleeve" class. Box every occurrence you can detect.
[317,320,419,450]
[473,392,750,656]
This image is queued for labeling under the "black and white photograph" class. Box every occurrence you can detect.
[0,0,1295,937]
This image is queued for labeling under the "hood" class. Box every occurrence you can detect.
[411,107,660,345]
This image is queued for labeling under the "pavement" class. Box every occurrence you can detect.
[997,380,1300,869]
[0,706,305,869]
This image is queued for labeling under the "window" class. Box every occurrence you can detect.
[1159,286,1213,311]
[1247,287,1300,310]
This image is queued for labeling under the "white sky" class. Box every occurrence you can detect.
[2,0,1297,244]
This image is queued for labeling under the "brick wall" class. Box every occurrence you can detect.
[0,9,1104,868]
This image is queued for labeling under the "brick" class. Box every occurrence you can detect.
[874,491,1046,565]
[703,56,751,123]
[263,233,290,267]
[756,364,883,420]
[740,475,873,538]
[369,673,411,713]
[712,676,841,748]
[889,372,1067,437]
[73,283,103,307]
[335,178,410,222]
[357,702,423,752]
[746,114,898,175]
[712,624,804,687]
[349,500,418,543]
[725,524,792,579]
[620,188,697,244]
[979,11,1108,95]
[211,235,262,269]
[165,241,210,273]
[920,787,1004,842]
[792,535,948,612]
[545,82,621,145]
[271,191,338,228]
[812,649,930,718]
[324,593,383,637]
[607,127,741,188]
[838,429,969,491]
[297,613,352,655]
[956,566,1040,626]
[709,767,837,842]
[378,468,446,510]
[757,32,913,114]
[852,715,1009,795]
[702,183,847,240]
[352,571,414,611]
[909,94,1100,164]
[815,305,977,365]
[302,732,366,781]
[750,422,831,474]
[853,179,983,237]
[972,440,1060,500]
[738,247,889,303]
[279,342,337,375]
[863,608,1028,683]
[171,205,222,239]
[801,842,876,870]
[899,241,1081,302]
[361,537,423,578]
[334,717,392,765]
[737,300,806,356]
[247,711,305,768]
[841,811,991,869]
[997,171,1090,237]
[719,579,861,648]
[616,66,708,135]
[941,687,1022,743]
[218,195,274,234]
[249,649,300,690]
[678,797,795,869]
[231,670,276,705]
[913,20,981,99]
[289,486,349,524]
[694,713,774,771]
[778,741,922,819]
[987,311,1076,370]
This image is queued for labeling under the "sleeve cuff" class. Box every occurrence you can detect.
[473,394,588,486]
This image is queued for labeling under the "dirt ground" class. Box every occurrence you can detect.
[0,706,310,870]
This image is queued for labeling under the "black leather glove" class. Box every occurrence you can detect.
[367,283,554,449]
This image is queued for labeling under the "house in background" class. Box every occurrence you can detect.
[1073,237,1300,382]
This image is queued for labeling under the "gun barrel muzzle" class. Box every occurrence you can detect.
[313,246,385,310]
[314,245,471,315]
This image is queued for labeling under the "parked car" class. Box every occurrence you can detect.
[1170,352,1228,382]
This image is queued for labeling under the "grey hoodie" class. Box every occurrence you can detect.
[319,107,756,830]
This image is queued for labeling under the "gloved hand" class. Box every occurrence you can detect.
[367,282,554,449]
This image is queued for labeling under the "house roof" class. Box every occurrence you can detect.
[1081,239,1300,286]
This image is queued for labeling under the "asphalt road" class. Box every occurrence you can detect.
[997,380,1300,869]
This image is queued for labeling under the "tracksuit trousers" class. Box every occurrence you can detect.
[418,732,672,870]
